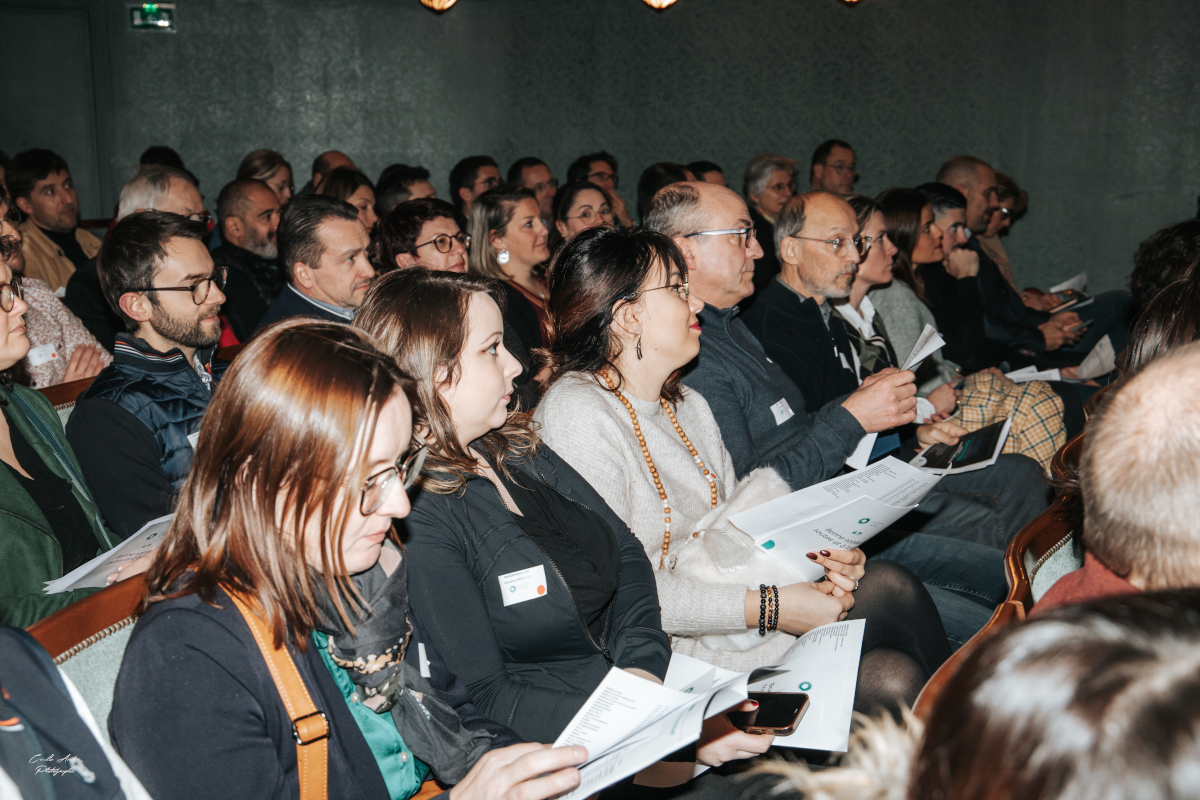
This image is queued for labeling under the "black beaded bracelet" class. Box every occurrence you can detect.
[758,584,768,636]
[769,585,780,632]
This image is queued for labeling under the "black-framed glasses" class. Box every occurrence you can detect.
[187,210,213,228]
[643,279,690,302]
[133,266,227,304]
[414,232,469,254]
[475,176,500,192]
[683,227,756,249]
[789,235,862,259]
[360,444,428,515]
[0,276,23,313]
[586,170,619,190]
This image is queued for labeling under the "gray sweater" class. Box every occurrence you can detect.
[681,303,865,490]
[867,280,962,395]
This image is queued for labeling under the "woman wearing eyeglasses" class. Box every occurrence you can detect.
[548,181,614,255]
[110,320,592,800]
[534,227,951,715]
[379,198,470,274]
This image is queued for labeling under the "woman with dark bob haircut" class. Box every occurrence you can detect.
[378,197,469,274]
[109,320,589,800]
[534,225,951,715]
[355,269,775,791]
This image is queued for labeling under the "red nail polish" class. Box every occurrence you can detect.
[806,552,818,560]
[820,550,831,557]
[750,701,759,707]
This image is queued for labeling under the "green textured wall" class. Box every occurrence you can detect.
[64,0,1200,290]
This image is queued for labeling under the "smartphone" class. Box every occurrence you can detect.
[728,692,809,735]
[1070,319,1093,332]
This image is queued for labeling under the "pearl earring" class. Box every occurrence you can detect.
[497,249,510,265]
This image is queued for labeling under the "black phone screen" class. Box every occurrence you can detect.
[746,692,807,728]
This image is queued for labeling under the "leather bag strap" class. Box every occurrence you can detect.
[227,590,329,800]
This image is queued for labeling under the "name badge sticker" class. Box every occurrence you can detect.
[770,398,794,426]
[187,432,200,449]
[498,564,548,607]
[27,343,59,367]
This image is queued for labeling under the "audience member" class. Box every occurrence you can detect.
[809,139,857,194]
[507,156,558,219]
[636,162,694,223]
[937,157,1131,360]
[300,149,355,195]
[0,627,152,798]
[64,165,206,351]
[535,226,951,713]
[235,148,294,207]
[744,190,1051,547]
[315,167,379,234]
[449,155,501,218]
[8,149,101,292]
[1128,218,1200,319]
[1,192,108,388]
[66,212,227,541]
[211,178,284,340]
[110,320,582,800]
[256,194,375,329]
[379,197,468,273]
[566,151,634,227]
[549,180,613,252]
[642,183,1010,647]
[376,164,436,216]
[835,193,1067,471]
[687,160,726,187]
[0,254,128,627]
[1121,278,1200,377]
[742,154,796,303]
[140,144,198,185]
[357,270,773,786]
[978,172,1027,293]
[467,184,550,353]
[1035,337,1200,614]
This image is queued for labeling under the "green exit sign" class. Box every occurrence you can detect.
[130,3,176,31]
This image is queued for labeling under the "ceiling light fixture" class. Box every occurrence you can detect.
[419,0,458,10]
[643,0,679,8]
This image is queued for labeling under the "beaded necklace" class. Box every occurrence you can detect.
[601,372,719,569]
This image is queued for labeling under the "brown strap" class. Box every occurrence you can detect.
[227,590,329,800]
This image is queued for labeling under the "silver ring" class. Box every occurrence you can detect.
[853,579,860,592]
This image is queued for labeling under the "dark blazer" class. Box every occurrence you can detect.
[403,445,671,744]
[211,242,286,341]
[741,206,780,315]
[499,281,544,357]
[742,277,861,414]
[63,256,124,352]
[968,236,1049,358]
[110,587,515,800]
[256,284,352,333]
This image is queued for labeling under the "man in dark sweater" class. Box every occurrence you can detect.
[65,165,207,351]
[744,190,1052,551]
[66,212,227,540]
[255,194,375,330]
[211,179,284,340]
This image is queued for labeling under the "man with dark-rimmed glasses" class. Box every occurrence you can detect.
[67,211,230,540]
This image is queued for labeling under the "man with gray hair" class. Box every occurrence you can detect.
[64,164,206,350]
[210,179,283,340]
[1033,342,1200,614]
[742,154,797,307]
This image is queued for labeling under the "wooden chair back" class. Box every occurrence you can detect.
[37,376,97,426]
[913,600,1023,719]
[28,575,146,662]
[1083,383,1115,419]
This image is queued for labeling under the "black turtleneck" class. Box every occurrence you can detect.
[42,227,89,268]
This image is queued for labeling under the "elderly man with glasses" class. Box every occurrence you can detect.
[644,182,1053,649]
[66,211,229,541]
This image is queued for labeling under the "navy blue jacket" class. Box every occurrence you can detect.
[66,335,225,540]
[255,283,352,333]
[110,588,514,800]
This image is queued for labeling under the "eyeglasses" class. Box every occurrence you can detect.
[586,170,619,190]
[2,205,19,226]
[683,227,756,249]
[475,176,500,192]
[856,232,889,258]
[414,232,470,254]
[643,279,690,302]
[531,179,559,194]
[823,163,856,174]
[996,207,1012,220]
[0,277,23,313]
[133,266,228,305]
[187,210,213,228]
[789,235,862,259]
[360,444,428,515]
[566,207,613,224]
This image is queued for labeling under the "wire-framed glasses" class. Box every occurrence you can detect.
[0,276,23,313]
[360,444,428,515]
[683,227,756,249]
[789,235,862,259]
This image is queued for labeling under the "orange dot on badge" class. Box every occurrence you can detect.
[537,585,546,595]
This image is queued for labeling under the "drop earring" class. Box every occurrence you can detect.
[497,249,510,265]
[636,336,643,360]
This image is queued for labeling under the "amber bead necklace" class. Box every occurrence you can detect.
[602,371,719,569]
